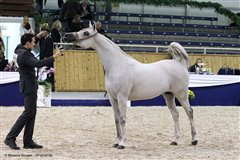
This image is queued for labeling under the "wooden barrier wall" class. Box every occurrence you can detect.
[55,50,240,92]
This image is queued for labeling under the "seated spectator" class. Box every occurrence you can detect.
[61,0,81,29]
[189,58,205,73]
[80,0,93,20]
[51,19,62,44]
[0,50,8,71]
[20,15,34,36]
[70,15,85,32]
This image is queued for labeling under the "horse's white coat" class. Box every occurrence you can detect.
[64,23,197,148]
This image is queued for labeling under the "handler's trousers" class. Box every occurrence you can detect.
[6,93,37,144]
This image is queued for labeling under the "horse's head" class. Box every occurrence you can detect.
[63,21,98,49]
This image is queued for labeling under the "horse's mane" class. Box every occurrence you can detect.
[168,42,190,68]
[98,34,137,61]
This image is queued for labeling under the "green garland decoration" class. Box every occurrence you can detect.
[103,0,240,26]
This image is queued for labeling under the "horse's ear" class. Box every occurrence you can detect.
[93,21,96,31]
[89,21,93,28]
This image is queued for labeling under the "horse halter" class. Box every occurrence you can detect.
[73,31,98,41]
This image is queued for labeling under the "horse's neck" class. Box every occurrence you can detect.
[93,34,134,71]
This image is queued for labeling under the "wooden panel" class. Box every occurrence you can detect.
[55,50,240,92]
[0,0,33,17]
[0,10,32,16]
[0,4,32,11]
[0,0,33,5]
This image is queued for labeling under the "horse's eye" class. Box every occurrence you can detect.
[84,31,89,36]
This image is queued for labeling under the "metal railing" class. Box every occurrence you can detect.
[56,43,240,54]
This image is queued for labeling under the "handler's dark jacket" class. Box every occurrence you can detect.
[16,45,54,96]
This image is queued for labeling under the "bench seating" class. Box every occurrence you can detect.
[115,39,240,48]
[93,12,218,25]
[105,29,240,39]
[97,20,229,30]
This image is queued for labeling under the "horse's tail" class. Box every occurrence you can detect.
[168,42,190,68]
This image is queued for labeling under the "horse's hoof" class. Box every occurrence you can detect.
[170,142,178,145]
[192,140,198,145]
[117,145,125,149]
[113,144,118,148]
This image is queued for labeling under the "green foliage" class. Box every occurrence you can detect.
[102,0,240,26]
[32,12,46,26]
[188,90,195,100]
[38,81,52,97]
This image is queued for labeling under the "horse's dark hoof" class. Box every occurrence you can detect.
[113,144,118,148]
[117,145,125,149]
[170,142,178,145]
[192,140,198,145]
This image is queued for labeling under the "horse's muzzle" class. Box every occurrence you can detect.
[63,33,76,42]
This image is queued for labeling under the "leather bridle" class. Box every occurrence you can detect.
[73,31,98,41]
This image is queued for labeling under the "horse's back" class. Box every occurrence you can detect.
[140,59,189,78]
[127,59,189,100]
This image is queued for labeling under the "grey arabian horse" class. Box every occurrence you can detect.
[64,22,197,149]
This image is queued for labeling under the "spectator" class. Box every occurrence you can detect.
[39,23,54,61]
[20,15,34,36]
[80,0,93,20]
[61,0,81,29]
[0,50,8,71]
[189,58,204,73]
[96,21,113,41]
[51,19,62,44]
[0,27,2,37]
[58,0,64,9]
[0,37,5,51]
[39,23,55,90]
[70,15,85,32]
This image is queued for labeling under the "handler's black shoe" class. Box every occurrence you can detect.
[4,139,20,150]
[23,141,43,149]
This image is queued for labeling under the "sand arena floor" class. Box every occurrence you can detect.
[0,106,239,160]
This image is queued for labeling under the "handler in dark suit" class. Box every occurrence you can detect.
[4,32,63,150]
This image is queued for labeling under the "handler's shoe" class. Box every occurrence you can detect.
[4,139,20,150]
[23,141,43,149]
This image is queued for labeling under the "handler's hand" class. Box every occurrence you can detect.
[36,31,48,38]
[53,49,64,58]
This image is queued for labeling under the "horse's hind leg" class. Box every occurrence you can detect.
[163,92,180,145]
[109,96,121,148]
[176,91,198,145]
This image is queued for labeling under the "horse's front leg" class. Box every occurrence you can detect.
[109,96,121,147]
[116,95,128,149]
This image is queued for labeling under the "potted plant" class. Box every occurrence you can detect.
[37,67,54,107]
[188,89,195,100]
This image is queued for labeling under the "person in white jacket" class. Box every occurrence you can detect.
[20,15,34,37]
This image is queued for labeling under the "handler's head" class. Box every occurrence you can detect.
[21,33,35,49]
